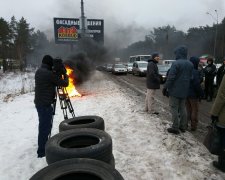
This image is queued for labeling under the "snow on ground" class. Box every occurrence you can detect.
[0,70,225,180]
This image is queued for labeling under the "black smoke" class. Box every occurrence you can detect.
[63,37,111,85]
[64,53,92,85]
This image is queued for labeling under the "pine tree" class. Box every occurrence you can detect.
[15,17,33,71]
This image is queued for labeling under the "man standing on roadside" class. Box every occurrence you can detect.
[34,55,68,158]
[210,75,225,172]
[186,56,204,131]
[163,45,193,134]
[204,57,217,102]
[145,52,160,115]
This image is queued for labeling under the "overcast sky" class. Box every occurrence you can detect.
[1,0,225,47]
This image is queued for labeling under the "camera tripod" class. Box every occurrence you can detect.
[53,86,76,120]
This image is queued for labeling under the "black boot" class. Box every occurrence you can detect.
[213,161,225,172]
[167,127,180,134]
[213,153,225,172]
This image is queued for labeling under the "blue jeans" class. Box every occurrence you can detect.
[36,105,53,156]
[169,96,187,130]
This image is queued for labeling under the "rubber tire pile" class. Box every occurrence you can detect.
[30,116,124,180]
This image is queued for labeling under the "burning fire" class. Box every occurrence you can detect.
[65,66,81,97]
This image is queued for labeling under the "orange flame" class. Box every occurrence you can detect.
[65,66,81,97]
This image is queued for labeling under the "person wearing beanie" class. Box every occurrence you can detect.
[203,56,217,102]
[42,55,54,67]
[145,52,160,115]
[163,45,193,134]
[216,57,225,88]
[34,55,69,158]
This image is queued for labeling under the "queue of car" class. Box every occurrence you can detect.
[98,60,172,85]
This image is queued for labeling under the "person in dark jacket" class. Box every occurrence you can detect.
[204,57,217,102]
[34,55,68,158]
[216,57,225,88]
[163,45,193,134]
[210,75,225,172]
[186,57,204,131]
[198,62,204,84]
[145,52,160,114]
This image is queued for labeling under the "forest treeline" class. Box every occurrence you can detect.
[120,18,225,62]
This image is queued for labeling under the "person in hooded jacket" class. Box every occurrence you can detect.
[34,55,69,158]
[145,52,160,114]
[163,45,193,134]
[186,57,204,131]
[210,75,225,172]
[204,57,217,102]
[216,57,225,88]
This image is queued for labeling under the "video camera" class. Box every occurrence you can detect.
[52,58,67,76]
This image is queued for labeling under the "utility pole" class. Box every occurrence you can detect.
[206,10,218,59]
[80,0,86,37]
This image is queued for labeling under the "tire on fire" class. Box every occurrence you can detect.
[59,115,105,132]
[30,158,124,180]
[45,128,112,165]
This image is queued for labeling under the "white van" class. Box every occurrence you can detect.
[129,55,151,63]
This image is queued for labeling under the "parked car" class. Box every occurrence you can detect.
[106,64,113,72]
[127,63,133,73]
[132,61,148,76]
[112,64,127,75]
[157,64,170,84]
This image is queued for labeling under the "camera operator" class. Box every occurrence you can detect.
[34,55,68,158]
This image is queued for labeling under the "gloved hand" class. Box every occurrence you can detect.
[162,88,169,97]
[211,115,218,124]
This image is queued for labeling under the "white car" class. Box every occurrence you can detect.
[112,64,127,75]
[127,63,133,73]
[106,64,113,72]
[132,61,148,76]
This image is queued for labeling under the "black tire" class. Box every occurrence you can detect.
[59,116,105,132]
[46,128,112,165]
[30,158,124,180]
[109,154,115,168]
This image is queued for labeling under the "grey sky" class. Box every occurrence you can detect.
[1,0,225,47]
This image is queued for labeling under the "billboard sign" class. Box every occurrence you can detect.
[54,18,79,44]
[54,18,104,44]
[87,19,104,43]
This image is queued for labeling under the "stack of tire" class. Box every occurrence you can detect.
[30,116,124,180]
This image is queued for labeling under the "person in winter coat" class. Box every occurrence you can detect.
[210,75,225,172]
[216,57,225,88]
[145,52,160,114]
[204,57,217,102]
[198,62,204,84]
[34,55,69,158]
[186,57,204,131]
[163,45,193,134]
